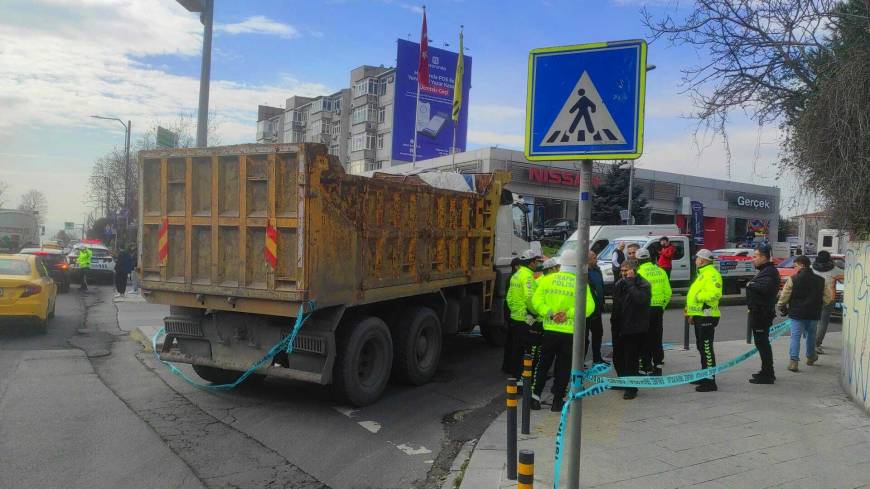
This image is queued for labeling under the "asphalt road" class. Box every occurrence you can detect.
[0,288,204,489]
[0,286,841,489]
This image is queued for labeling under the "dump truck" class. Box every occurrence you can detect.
[137,143,536,405]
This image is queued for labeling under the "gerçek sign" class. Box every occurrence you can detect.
[726,192,774,213]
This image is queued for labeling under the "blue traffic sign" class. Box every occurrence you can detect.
[525,40,647,161]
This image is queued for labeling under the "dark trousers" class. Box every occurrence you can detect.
[749,310,775,377]
[663,268,672,278]
[615,332,645,395]
[694,317,719,383]
[532,331,573,403]
[115,270,127,295]
[642,308,665,370]
[80,268,89,289]
[503,319,527,378]
[585,315,604,363]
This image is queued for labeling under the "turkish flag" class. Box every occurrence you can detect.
[418,10,429,88]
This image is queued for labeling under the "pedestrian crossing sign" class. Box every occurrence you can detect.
[525,40,647,161]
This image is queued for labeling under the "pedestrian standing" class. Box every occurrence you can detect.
[686,249,723,392]
[778,255,831,372]
[586,251,606,365]
[130,245,140,293]
[657,237,676,278]
[504,249,542,378]
[611,241,626,278]
[611,259,651,400]
[812,251,840,354]
[625,243,639,261]
[77,246,92,291]
[530,249,595,411]
[636,248,671,376]
[114,246,133,297]
[746,244,780,384]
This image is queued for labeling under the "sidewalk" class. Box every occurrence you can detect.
[455,331,870,489]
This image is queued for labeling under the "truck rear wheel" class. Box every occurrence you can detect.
[392,306,442,385]
[332,316,393,406]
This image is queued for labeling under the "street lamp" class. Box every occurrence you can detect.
[615,65,656,226]
[91,115,131,249]
[619,161,634,224]
[177,0,214,147]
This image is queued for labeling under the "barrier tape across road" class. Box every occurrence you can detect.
[552,319,792,488]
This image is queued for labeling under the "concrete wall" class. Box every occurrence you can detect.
[841,240,870,412]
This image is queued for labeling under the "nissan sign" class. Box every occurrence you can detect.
[726,192,774,213]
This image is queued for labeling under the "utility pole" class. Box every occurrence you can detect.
[176,0,214,147]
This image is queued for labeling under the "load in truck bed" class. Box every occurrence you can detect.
[138,143,508,317]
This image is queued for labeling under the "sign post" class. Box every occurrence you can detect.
[525,39,647,489]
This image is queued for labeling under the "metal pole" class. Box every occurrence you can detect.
[566,159,592,489]
[506,377,518,481]
[124,120,131,247]
[684,316,690,351]
[412,82,421,168]
[626,161,634,224]
[521,354,533,435]
[196,0,213,148]
[451,122,457,170]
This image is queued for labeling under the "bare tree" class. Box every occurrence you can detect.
[0,180,9,207]
[137,110,222,150]
[642,0,870,235]
[643,0,834,124]
[87,149,130,219]
[18,189,48,225]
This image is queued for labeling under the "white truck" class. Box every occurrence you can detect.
[0,209,40,252]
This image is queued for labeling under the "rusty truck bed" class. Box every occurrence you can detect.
[138,143,506,316]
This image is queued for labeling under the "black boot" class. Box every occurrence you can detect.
[695,380,718,392]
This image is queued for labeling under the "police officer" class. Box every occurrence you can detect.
[77,246,93,291]
[530,249,595,412]
[504,249,542,378]
[636,248,672,375]
[686,249,723,392]
[746,244,780,384]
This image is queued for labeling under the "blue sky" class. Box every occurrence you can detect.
[0,0,802,235]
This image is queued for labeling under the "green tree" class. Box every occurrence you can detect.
[592,164,649,225]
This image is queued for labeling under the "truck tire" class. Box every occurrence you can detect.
[332,316,393,406]
[480,303,508,347]
[392,306,442,385]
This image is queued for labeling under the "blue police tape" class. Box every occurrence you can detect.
[151,300,316,391]
[551,319,791,488]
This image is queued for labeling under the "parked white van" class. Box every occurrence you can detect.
[559,224,680,256]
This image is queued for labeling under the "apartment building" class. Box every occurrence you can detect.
[256,65,396,173]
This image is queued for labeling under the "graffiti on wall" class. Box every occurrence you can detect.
[842,241,870,411]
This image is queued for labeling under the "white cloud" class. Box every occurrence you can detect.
[216,16,300,39]
[467,130,524,148]
[0,0,330,226]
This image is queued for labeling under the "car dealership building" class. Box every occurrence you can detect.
[395,147,780,250]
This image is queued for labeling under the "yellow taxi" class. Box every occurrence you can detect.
[0,254,57,333]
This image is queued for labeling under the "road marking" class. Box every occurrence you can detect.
[394,443,432,456]
[332,406,358,418]
[358,421,381,434]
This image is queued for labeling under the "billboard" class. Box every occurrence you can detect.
[392,39,472,162]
